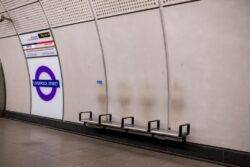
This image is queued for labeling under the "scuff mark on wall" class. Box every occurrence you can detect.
[97,85,107,112]
[117,83,131,117]
[171,81,185,113]
[139,84,156,120]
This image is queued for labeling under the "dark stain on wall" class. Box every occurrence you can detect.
[117,83,131,114]
[139,84,156,118]
[140,95,155,113]
[171,82,185,113]
[97,87,107,111]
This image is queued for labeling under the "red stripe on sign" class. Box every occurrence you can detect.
[37,40,54,44]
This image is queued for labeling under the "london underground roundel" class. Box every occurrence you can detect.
[32,66,60,101]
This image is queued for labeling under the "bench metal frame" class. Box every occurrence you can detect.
[79,111,190,142]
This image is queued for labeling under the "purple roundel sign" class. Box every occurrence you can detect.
[32,66,60,101]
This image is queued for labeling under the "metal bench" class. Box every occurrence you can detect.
[148,120,190,140]
[79,111,99,124]
[98,114,121,128]
[121,116,147,133]
[79,112,190,142]
[79,112,121,128]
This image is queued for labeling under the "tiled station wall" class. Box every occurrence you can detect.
[0,0,250,153]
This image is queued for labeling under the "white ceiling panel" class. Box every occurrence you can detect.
[91,0,159,19]
[1,0,38,10]
[8,2,49,34]
[41,0,94,27]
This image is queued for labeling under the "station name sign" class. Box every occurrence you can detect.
[20,30,58,58]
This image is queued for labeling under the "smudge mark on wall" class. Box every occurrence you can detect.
[117,83,131,117]
[139,84,156,121]
[97,85,107,112]
[171,82,185,113]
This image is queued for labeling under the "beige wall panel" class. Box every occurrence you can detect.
[0,36,30,114]
[163,0,250,151]
[98,10,169,127]
[53,22,106,122]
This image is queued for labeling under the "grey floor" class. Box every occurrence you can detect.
[0,118,223,167]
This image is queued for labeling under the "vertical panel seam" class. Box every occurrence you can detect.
[87,0,110,114]
[158,0,172,129]
[38,0,65,121]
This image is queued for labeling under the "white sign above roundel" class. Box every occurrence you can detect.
[20,30,58,58]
